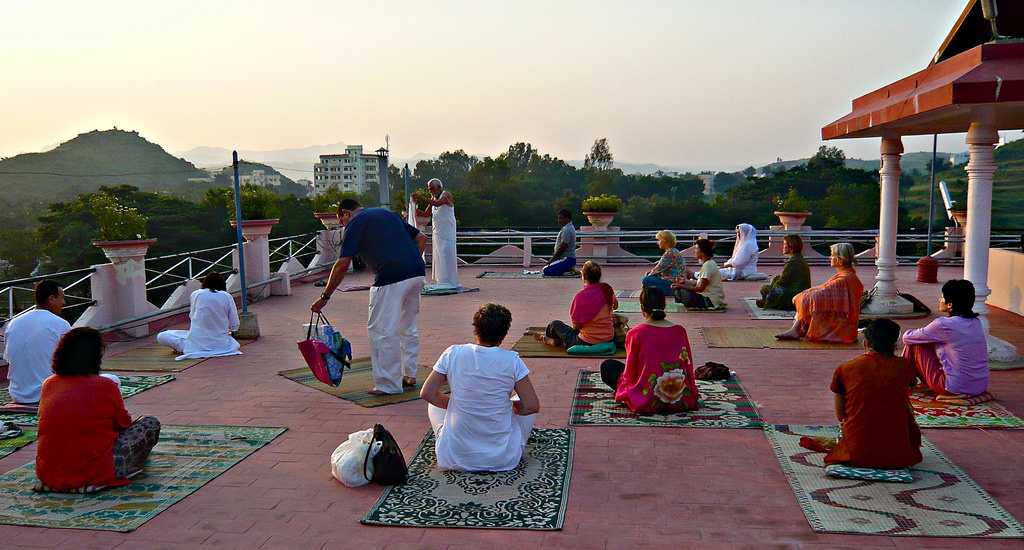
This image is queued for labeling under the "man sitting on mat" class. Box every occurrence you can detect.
[818,319,922,469]
[312,198,428,396]
[541,261,617,349]
[600,287,699,414]
[671,238,725,310]
[903,279,988,397]
[156,272,241,361]
[36,327,162,493]
[542,209,577,277]
[421,303,540,472]
[2,280,70,407]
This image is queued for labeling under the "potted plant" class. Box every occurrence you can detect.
[90,194,156,262]
[773,188,811,230]
[412,188,433,227]
[581,194,623,230]
[227,184,281,240]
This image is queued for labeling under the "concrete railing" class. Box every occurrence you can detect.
[0,228,340,349]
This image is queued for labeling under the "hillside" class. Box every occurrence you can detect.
[903,139,1024,229]
[0,129,206,209]
[759,152,957,176]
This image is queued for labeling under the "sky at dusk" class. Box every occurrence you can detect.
[1,0,999,169]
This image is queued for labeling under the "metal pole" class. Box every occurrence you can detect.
[403,163,411,208]
[232,151,249,314]
[926,134,938,255]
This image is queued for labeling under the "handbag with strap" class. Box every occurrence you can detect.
[297,312,350,386]
[363,424,408,485]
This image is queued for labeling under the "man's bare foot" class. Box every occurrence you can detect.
[755,299,765,308]
[543,337,559,347]
[532,332,546,342]
[402,376,416,388]
[774,330,801,341]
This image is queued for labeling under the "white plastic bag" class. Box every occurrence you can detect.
[331,428,381,487]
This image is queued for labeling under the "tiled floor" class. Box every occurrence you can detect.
[2,264,1022,549]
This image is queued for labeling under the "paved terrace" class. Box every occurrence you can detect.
[2,264,1023,550]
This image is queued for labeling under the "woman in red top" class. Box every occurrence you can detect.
[600,288,699,414]
[35,327,161,492]
[543,261,618,349]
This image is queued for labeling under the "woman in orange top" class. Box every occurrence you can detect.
[825,319,922,468]
[35,327,161,493]
[776,242,863,344]
[543,261,618,348]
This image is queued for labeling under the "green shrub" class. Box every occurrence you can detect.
[90,194,148,241]
[226,184,281,220]
[581,194,623,212]
[311,187,360,213]
[776,188,810,212]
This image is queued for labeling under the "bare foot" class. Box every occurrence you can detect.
[544,337,560,347]
[755,299,765,308]
[774,330,800,341]
[402,376,416,388]
[367,389,392,396]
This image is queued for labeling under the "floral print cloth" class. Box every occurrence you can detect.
[614,323,699,414]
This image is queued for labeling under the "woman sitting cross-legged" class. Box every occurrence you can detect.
[671,238,726,310]
[776,242,863,344]
[543,261,618,349]
[824,319,922,469]
[156,272,241,360]
[757,234,811,310]
[420,303,540,472]
[640,230,688,297]
[721,223,766,281]
[600,287,699,414]
[35,327,161,493]
[903,279,989,397]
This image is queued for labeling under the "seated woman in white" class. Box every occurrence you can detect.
[721,223,766,281]
[420,303,540,472]
[156,272,241,361]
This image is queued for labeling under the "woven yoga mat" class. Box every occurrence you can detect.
[0,425,285,532]
[0,429,36,460]
[103,339,255,372]
[278,359,433,407]
[510,328,625,358]
[0,375,175,426]
[421,286,480,296]
[765,424,1024,538]
[362,428,574,530]
[991,357,1024,371]
[910,389,1024,429]
[613,301,725,314]
[743,297,931,322]
[569,370,762,428]
[700,327,861,350]
[477,271,578,279]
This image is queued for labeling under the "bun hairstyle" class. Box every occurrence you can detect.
[639,287,667,321]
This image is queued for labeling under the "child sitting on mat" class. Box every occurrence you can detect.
[540,261,617,349]
[420,303,540,472]
[816,319,922,469]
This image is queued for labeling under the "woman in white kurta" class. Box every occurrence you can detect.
[420,303,540,472]
[156,272,241,361]
[721,223,766,281]
[423,178,460,289]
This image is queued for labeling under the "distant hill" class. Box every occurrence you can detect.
[0,129,206,209]
[759,152,962,176]
[904,139,1024,229]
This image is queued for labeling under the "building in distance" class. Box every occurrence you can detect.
[312,145,379,196]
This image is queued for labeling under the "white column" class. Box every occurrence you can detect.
[963,123,1018,361]
[863,137,913,315]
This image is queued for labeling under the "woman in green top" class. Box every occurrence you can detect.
[757,234,811,310]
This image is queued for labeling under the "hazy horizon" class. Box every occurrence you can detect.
[3,0,1008,170]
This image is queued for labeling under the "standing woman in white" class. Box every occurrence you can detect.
[422,178,460,290]
[156,272,241,361]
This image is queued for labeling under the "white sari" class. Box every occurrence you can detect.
[430,200,460,289]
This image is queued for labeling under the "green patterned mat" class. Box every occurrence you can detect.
[0,375,175,426]
[0,424,285,532]
[278,360,433,407]
[0,429,37,460]
[765,424,1024,538]
[362,428,574,530]
[569,370,763,428]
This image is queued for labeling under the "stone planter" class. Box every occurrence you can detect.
[313,212,340,230]
[229,218,279,241]
[92,238,157,263]
[773,211,811,231]
[583,211,617,231]
[950,209,967,227]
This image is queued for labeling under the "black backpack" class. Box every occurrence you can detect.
[363,424,408,485]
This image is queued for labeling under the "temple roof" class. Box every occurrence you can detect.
[822,1,1024,140]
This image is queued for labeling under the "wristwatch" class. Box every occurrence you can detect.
[320,293,332,301]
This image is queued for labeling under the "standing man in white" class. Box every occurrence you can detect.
[156,272,241,360]
[312,198,428,395]
[419,178,460,290]
[3,280,71,405]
